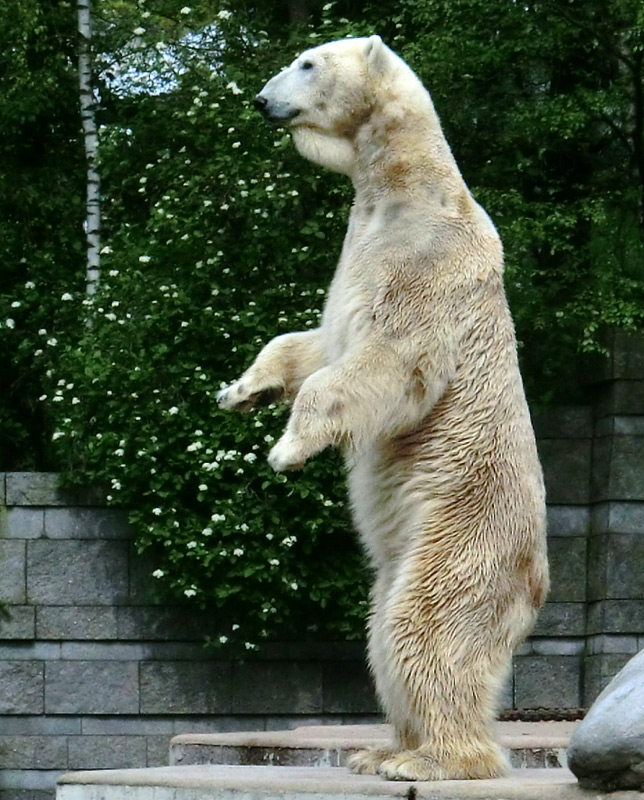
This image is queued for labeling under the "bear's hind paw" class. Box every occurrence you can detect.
[346,747,398,775]
[377,751,449,782]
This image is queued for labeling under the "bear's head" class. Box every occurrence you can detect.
[255,35,421,176]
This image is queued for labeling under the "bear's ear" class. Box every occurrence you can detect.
[364,34,389,73]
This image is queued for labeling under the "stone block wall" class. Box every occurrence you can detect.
[1,331,643,799]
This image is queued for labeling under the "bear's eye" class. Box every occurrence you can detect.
[300,60,314,70]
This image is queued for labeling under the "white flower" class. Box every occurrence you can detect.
[269,558,280,566]
[111,479,121,490]
[186,441,203,452]
[133,26,146,35]
[5,318,15,329]
[152,569,164,578]
[282,536,296,547]
[180,5,191,13]
[52,431,65,441]
[198,484,208,492]
[243,452,257,463]
[266,533,274,541]
[211,513,226,523]
[38,328,47,335]
[226,81,243,95]
[139,255,151,263]
[233,548,244,557]
[100,246,113,254]
[114,448,125,457]
[231,141,241,148]
[245,642,257,650]
[264,434,274,443]
[184,588,197,597]
[39,394,47,401]
[25,281,36,289]
[231,623,240,631]
[152,507,162,516]
[290,581,298,591]
[219,634,228,644]
[168,406,179,415]
[202,527,213,536]
[187,541,197,549]
[323,1,333,8]
[217,9,232,19]
[11,301,21,308]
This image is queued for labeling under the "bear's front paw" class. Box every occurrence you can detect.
[377,750,448,782]
[267,433,309,472]
[217,376,283,412]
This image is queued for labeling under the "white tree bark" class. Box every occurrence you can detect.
[78,0,100,295]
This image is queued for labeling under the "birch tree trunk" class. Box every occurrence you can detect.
[77,0,100,295]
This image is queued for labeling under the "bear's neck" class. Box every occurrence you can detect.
[351,92,468,205]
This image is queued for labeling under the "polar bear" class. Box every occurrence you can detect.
[218,36,548,782]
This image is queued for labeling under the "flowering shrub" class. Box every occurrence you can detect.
[46,12,372,646]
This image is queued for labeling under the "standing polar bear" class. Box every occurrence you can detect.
[218,36,548,782]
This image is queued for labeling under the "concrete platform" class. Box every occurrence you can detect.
[170,722,576,769]
[57,764,642,800]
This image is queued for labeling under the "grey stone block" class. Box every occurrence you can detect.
[146,735,172,767]
[60,642,151,660]
[598,534,644,598]
[538,439,591,504]
[532,406,592,439]
[0,472,5,504]
[0,541,26,603]
[546,505,590,537]
[586,634,639,655]
[45,661,139,714]
[547,536,587,602]
[27,540,129,605]
[0,716,81,735]
[606,501,644,534]
[140,661,232,714]
[0,508,44,539]
[67,734,147,770]
[514,655,581,708]
[0,662,43,713]
[0,735,67,769]
[531,602,586,636]
[0,789,53,800]
[0,770,61,790]
[596,380,644,416]
[0,642,61,660]
[587,600,644,633]
[614,416,644,435]
[531,638,585,656]
[44,508,130,540]
[593,436,644,501]
[232,662,323,715]
[0,606,35,639]
[584,653,633,705]
[116,606,215,641]
[171,716,265,734]
[82,718,174,735]
[36,606,118,640]
[322,661,378,714]
[5,473,105,507]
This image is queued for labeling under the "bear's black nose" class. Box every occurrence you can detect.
[254,94,268,113]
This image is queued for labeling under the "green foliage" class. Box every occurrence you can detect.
[0,0,85,467]
[2,0,644,641]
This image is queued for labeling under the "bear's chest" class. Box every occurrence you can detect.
[320,207,382,361]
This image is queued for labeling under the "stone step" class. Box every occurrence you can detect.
[170,722,576,769]
[56,764,640,800]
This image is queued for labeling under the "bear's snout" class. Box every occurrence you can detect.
[254,94,268,113]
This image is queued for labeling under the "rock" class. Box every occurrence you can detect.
[567,648,644,791]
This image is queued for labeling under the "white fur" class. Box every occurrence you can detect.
[219,36,548,782]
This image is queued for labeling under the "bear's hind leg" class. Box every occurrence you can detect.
[367,564,514,781]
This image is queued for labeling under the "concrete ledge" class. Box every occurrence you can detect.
[170,723,575,769]
[56,764,641,800]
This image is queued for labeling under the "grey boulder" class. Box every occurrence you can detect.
[567,648,644,791]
